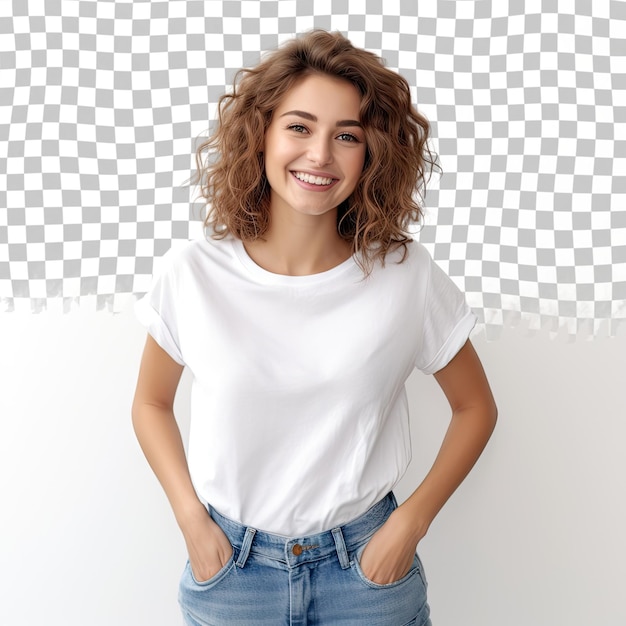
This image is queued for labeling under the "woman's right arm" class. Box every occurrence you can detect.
[132,335,232,582]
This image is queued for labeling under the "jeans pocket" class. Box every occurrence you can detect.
[185,549,235,588]
[352,544,422,590]
[413,550,428,589]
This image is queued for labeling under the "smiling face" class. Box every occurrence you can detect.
[263,73,367,221]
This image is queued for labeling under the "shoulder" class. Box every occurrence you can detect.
[377,238,433,278]
[403,238,432,264]
[155,235,234,275]
[376,239,464,306]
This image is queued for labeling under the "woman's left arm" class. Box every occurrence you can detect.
[360,339,498,584]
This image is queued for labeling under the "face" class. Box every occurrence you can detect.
[263,73,366,220]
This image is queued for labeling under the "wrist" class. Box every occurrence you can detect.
[395,497,434,544]
[173,497,210,529]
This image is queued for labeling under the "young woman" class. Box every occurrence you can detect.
[133,30,497,626]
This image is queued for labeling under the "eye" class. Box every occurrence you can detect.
[287,124,309,134]
[337,132,360,143]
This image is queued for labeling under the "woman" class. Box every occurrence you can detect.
[133,30,497,625]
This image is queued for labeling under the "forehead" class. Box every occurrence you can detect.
[274,73,362,116]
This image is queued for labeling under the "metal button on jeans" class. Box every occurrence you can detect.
[292,544,303,556]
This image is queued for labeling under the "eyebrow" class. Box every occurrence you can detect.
[279,110,362,128]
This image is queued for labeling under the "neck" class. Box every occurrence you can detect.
[244,209,352,276]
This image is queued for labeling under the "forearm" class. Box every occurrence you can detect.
[132,403,206,523]
[132,401,233,579]
[401,403,497,542]
[360,402,496,585]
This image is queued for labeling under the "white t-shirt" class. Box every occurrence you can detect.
[135,235,475,535]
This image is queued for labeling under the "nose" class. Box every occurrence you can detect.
[306,135,333,166]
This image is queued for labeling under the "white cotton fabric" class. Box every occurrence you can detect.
[135,235,475,536]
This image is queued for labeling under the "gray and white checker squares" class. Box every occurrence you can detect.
[0,0,625,336]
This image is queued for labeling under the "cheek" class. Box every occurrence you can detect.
[349,150,367,178]
[264,137,294,168]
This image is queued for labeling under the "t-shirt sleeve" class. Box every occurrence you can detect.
[414,251,476,375]
[134,246,186,366]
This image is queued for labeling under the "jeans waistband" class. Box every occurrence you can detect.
[208,493,396,570]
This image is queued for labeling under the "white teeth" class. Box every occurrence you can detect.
[293,172,334,185]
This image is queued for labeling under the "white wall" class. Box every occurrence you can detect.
[1,305,625,625]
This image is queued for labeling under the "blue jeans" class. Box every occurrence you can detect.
[179,493,432,625]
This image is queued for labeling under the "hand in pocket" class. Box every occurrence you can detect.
[359,509,418,585]
[181,507,233,583]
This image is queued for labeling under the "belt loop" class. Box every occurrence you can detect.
[235,527,256,568]
[331,527,350,570]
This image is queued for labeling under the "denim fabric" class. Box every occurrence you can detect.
[179,493,432,625]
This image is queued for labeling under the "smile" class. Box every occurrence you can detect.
[291,171,336,186]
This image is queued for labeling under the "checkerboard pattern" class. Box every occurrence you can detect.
[1,1,624,335]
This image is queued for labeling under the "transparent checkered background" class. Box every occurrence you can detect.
[1,0,625,335]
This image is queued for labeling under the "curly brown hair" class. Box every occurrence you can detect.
[194,29,438,272]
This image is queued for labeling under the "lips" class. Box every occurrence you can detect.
[291,171,337,186]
